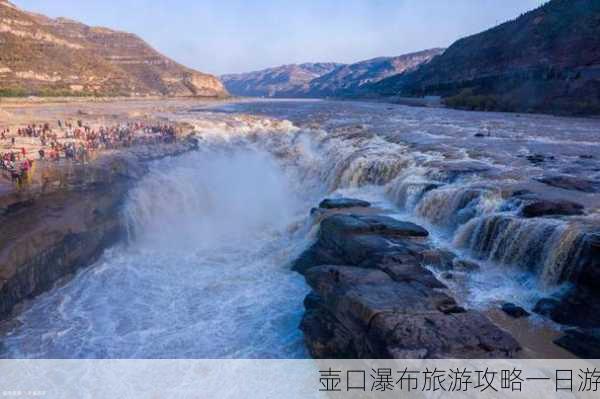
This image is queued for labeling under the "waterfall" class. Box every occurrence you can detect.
[123,148,299,251]
[385,168,439,210]
[454,214,587,286]
[415,186,501,228]
[541,224,587,285]
[0,143,314,358]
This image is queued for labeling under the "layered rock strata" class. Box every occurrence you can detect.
[293,201,521,358]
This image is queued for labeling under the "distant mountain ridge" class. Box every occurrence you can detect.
[368,0,600,115]
[305,49,445,97]
[221,49,443,98]
[0,0,228,97]
[221,63,343,97]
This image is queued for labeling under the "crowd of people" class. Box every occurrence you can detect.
[0,120,180,188]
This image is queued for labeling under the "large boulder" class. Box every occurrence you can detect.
[300,265,520,358]
[533,288,600,328]
[294,208,520,359]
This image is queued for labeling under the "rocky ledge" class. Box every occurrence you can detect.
[0,138,198,320]
[293,200,521,358]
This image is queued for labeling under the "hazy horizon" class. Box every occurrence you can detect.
[13,0,547,75]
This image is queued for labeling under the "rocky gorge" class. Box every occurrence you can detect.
[207,100,600,359]
[0,99,598,360]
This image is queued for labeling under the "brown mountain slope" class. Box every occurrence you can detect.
[306,48,444,97]
[0,0,227,97]
[221,63,343,97]
[367,0,600,115]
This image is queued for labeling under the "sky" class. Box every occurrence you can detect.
[13,0,547,75]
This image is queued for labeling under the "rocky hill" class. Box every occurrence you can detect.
[221,50,443,98]
[367,0,600,115]
[221,63,342,97]
[306,48,444,97]
[0,0,227,97]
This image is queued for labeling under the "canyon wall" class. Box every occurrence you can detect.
[0,140,197,320]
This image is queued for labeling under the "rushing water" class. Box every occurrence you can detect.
[1,99,599,358]
[0,146,320,358]
[190,100,600,310]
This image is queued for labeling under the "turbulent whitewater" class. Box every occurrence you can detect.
[1,99,599,358]
[0,144,321,358]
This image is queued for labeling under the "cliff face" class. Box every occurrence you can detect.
[368,0,600,115]
[306,49,444,97]
[0,1,228,97]
[221,63,343,97]
[0,140,197,320]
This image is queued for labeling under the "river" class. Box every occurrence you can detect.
[1,100,599,358]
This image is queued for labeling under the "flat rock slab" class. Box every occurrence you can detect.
[301,265,520,358]
[321,214,429,238]
[293,214,429,274]
[319,198,371,209]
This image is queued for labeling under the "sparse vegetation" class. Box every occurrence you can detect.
[444,89,499,111]
[0,87,97,98]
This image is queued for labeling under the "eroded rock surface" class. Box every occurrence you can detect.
[0,1,228,97]
[294,209,521,359]
[0,140,196,320]
[536,175,600,193]
[520,198,584,218]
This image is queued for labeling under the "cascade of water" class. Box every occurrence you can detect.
[385,168,439,210]
[123,149,300,251]
[415,186,501,229]
[1,143,315,358]
[541,224,587,286]
[454,214,587,286]
[321,138,411,190]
